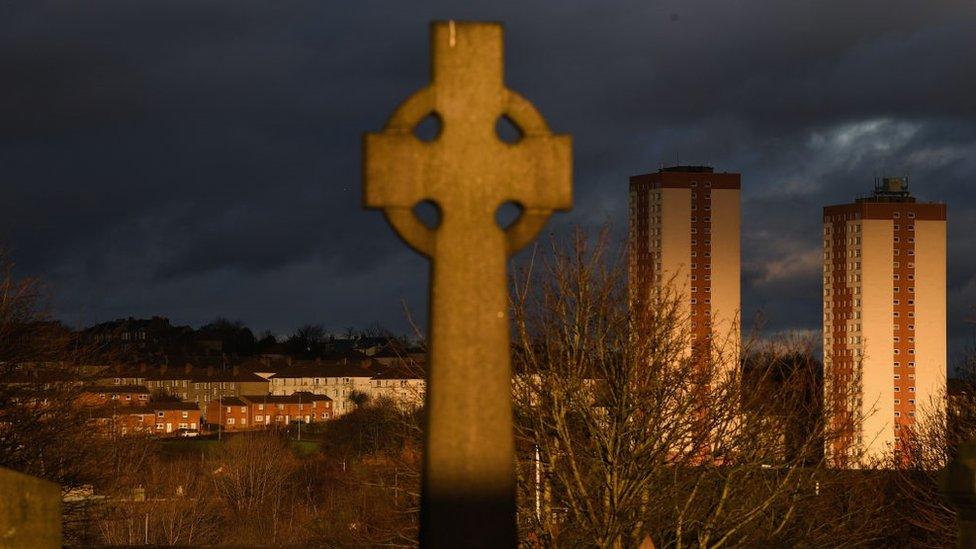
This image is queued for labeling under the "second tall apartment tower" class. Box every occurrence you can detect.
[823,177,946,464]
[629,166,741,362]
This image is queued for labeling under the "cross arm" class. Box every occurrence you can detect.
[498,90,572,255]
[363,87,438,256]
[363,87,434,209]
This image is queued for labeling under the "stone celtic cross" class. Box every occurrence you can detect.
[363,21,571,547]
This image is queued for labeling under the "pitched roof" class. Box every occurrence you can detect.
[153,402,201,411]
[372,364,426,381]
[191,370,267,383]
[83,385,151,394]
[237,357,291,372]
[90,406,156,418]
[267,359,379,380]
[241,392,332,404]
[142,365,269,383]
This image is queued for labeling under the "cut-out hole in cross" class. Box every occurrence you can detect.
[413,199,442,229]
[495,201,524,229]
[495,115,523,144]
[413,112,442,142]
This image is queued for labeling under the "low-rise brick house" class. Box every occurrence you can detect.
[207,392,333,431]
[93,402,201,436]
[255,393,334,426]
[79,385,151,408]
[206,397,252,431]
[93,407,156,436]
[151,402,202,435]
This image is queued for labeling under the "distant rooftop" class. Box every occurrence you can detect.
[219,392,332,405]
[152,402,201,411]
[659,165,714,173]
[84,385,151,394]
[857,176,916,203]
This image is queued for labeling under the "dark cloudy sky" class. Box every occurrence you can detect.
[2,1,975,356]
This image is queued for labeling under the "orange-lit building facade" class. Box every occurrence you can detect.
[823,178,946,464]
[629,166,741,364]
[79,385,151,408]
[94,402,201,436]
[206,392,334,431]
[153,403,202,435]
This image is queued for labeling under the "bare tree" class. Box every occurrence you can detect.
[209,432,298,543]
[879,346,976,548]
[312,396,422,547]
[197,317,257,355]
[95,454,220,546]
[510,228,878,548]
[0,248,130,543]
[288,324,326,356]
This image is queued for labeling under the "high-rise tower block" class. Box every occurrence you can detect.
[823,177,946,464]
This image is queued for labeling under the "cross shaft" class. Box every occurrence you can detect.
[363,21,571,547]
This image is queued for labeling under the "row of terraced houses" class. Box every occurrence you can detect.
[82,352,425,435]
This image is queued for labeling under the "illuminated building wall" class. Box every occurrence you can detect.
[629,166,741,366]
[823,177,946,464]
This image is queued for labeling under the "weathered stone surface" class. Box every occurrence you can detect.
[363,21,571,547]
[0,467,61,549]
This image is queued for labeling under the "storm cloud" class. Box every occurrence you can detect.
[2,0,975,356]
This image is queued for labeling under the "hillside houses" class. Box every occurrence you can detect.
[267,358,379,416]
[79,385,151,407]
[1,318,431,446]
[142,365,269,408]
[86,354,426,419]
[94,361,269,416]
[90,402,202,436]
[4,342,427,439]
[206,393,334,431]
[370,361,426,409]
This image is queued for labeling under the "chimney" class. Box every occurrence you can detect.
[185,363,193,375]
